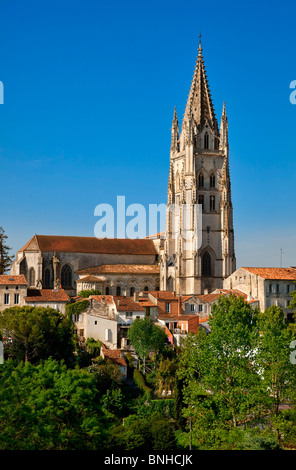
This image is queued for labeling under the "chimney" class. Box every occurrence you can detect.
[204,289,209,295]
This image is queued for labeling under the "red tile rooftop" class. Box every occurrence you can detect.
[0,275,27,285]
[242,267,296,280]
[25,289,69,302]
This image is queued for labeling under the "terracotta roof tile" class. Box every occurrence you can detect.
[113,296,145,312]
[242,267,296,280]
[76,275,105,283]
[25,289,69,302]
[0,275,27,286]
[76,264,159,275]
[90,295,115,304]
[18,235,158,255]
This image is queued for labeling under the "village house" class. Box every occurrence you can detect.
[0,275,27,311]
[223,267,296,321]
[24,288,70,314]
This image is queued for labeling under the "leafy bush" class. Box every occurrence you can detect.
[133,369,152,397]
[78,289,101,298]
[65,300,89,319]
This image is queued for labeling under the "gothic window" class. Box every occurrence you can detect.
[214,137,219,150]
[204,132,209,149]
[201,252,211,277]
[116,286,121,296]
[198,172,204,188]
[210,195,215,211]
[29,267,35,287]
[210,173,215,188]
[44,268,51,288]
[130,287,135,296]
[106,286,110,295]
[198,194,204,210]
[144,286,149,291]
[61,264,72,289]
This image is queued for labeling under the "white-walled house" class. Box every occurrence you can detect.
[0,275,27,311]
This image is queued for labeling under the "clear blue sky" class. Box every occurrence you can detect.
[0,0,295,268]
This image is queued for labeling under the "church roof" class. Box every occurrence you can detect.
[76,264,160,275]
[17,235,158,256]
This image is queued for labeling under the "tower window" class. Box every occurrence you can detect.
[28,267,35,287]
[44,268,51,288]
[214,137,219,150]
[210,173,215,188]
[210,195,215,211]
[202,251,211,277]
[204,133,209,149]
[198,173,204,187]
[61,264,72,289]
[198,195,204,210]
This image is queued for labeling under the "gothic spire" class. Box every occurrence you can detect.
[183,37,219,135]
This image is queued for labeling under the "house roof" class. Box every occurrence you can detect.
[0,275,27,286]
[18,235,158,256]
[76,275,105,283]
[113,296,145,312]
[76,264,159,275]
[148,290,179,301]
[242,267,296,280]
[101,345,127,367]
[25,289,69,302]
[90,295,115,304]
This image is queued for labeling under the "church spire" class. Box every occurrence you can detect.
[183,36,219,135]
[171,106,179,152]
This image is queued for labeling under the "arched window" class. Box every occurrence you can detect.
[61,264,72,289]
[144,286,149,291]
[198,194,204,210]
[202,252,211,277]
[105,286,110,295]
[130,287,135,296]
[210,173,215,188]
[116,285,121,296]
[198,172,204,188]
[214,137,219,150]
[44,268,51,288]
[204,132,209,149]
[28,267,35,287]
[210,195,215,211]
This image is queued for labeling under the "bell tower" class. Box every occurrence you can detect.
[160,37,236,295]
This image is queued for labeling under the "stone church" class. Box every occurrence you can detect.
[11,38,236,297]
[159,37,236,295]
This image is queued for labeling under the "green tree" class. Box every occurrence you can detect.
[78,289,101,298]
[0,358,107,449]
[180,295,261,448]
[0,306,74,364]
[128,318,167,373]
[255,305,296,443]
[0,226,14,274]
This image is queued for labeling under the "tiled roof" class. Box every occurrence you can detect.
[242,267,296,280]
[76,275,105,283]
[148,291,179,300]
[0,275,27,286]
[195,293,221,303]
[25,289,69,302]
[101,345,127,367]
[76,264,159,275]
[90,295,115,304]
[113,296,145,312]
[18,235,158,255]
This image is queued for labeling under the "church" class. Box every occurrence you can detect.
[11,37,236,297]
